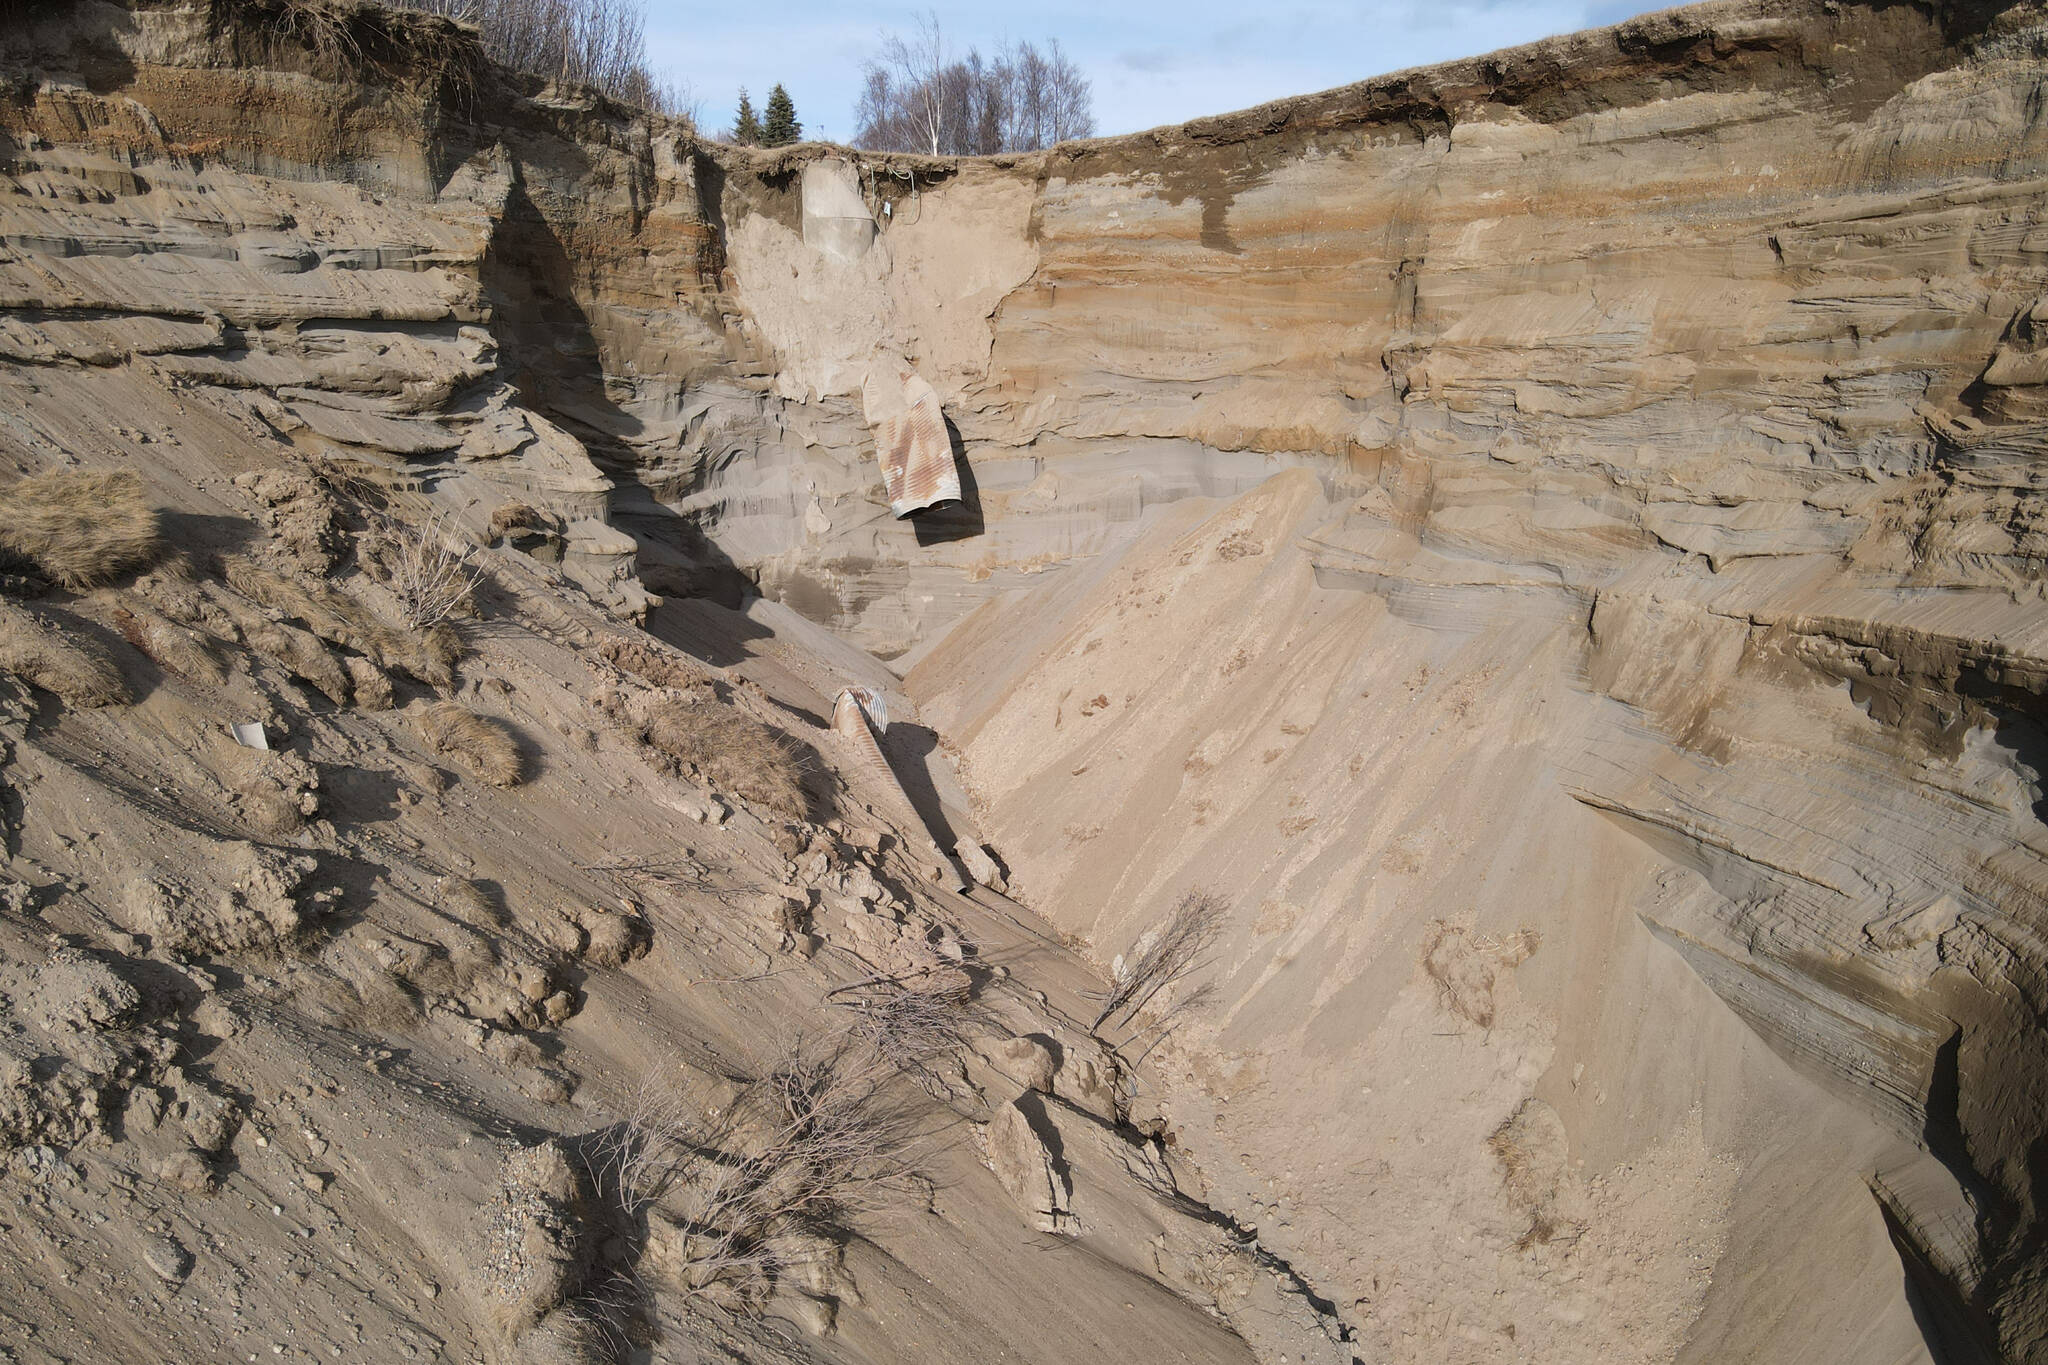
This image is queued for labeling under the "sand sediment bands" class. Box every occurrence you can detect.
[3,0,2048,1359]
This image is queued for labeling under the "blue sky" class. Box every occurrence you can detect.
[646,0,1671,143]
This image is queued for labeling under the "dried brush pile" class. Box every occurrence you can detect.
[837,979,977,1099]
[225,560,462,688]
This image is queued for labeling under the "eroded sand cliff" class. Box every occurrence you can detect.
[0,0,2045,1361]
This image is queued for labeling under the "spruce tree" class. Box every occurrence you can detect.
[761,84,802,147]
[732,88,762,146]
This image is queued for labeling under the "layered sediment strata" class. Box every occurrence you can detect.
[3,0,2048,1360]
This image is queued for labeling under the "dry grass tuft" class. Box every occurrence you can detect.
[212,589,353,705]
[445,878,510,927]
[0,470,164,590]
[343,656,395,710]
[364,509,484,631]
[418,701,525,786]
[488,502,539,542]
[225,560,463,688]
[1488,1116,1540,1198]
[0,602,130,706]
[414,622,464,681]
[641,698,806,818]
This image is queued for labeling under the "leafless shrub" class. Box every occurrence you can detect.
[641,697,806,819]
[0,602,130,707]
[390,0,687,113]
[587,1074,695,1222]
[368,509,484,632]
[418,700,525,786]
[226,559,462,687]
[1121,978,1219,1072]
[0,470,164,590]
[1091,888,1226,1033]
[594,1035,925,1314]
[835,978,976,1099]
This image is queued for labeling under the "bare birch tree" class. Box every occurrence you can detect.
[392,0,690,114]
[855,13,1095,155]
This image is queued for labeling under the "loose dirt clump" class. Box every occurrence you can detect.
[233,466,346,573]
[481,1139,594,1339]
[27,948,142,1033]
[130,844,330,957]
[597,636,704,690]
[0,601,130,706]
[571,904,650,968]
[228,749,322,836]
[1421,922,1539,1029]
[0,1043,113,1152]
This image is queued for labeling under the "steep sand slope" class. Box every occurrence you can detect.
[0,362,1342,1363]
[907,469,1940,1362]
[2,0,2047,1361]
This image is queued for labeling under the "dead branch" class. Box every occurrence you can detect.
[1090,888,1227,1033]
